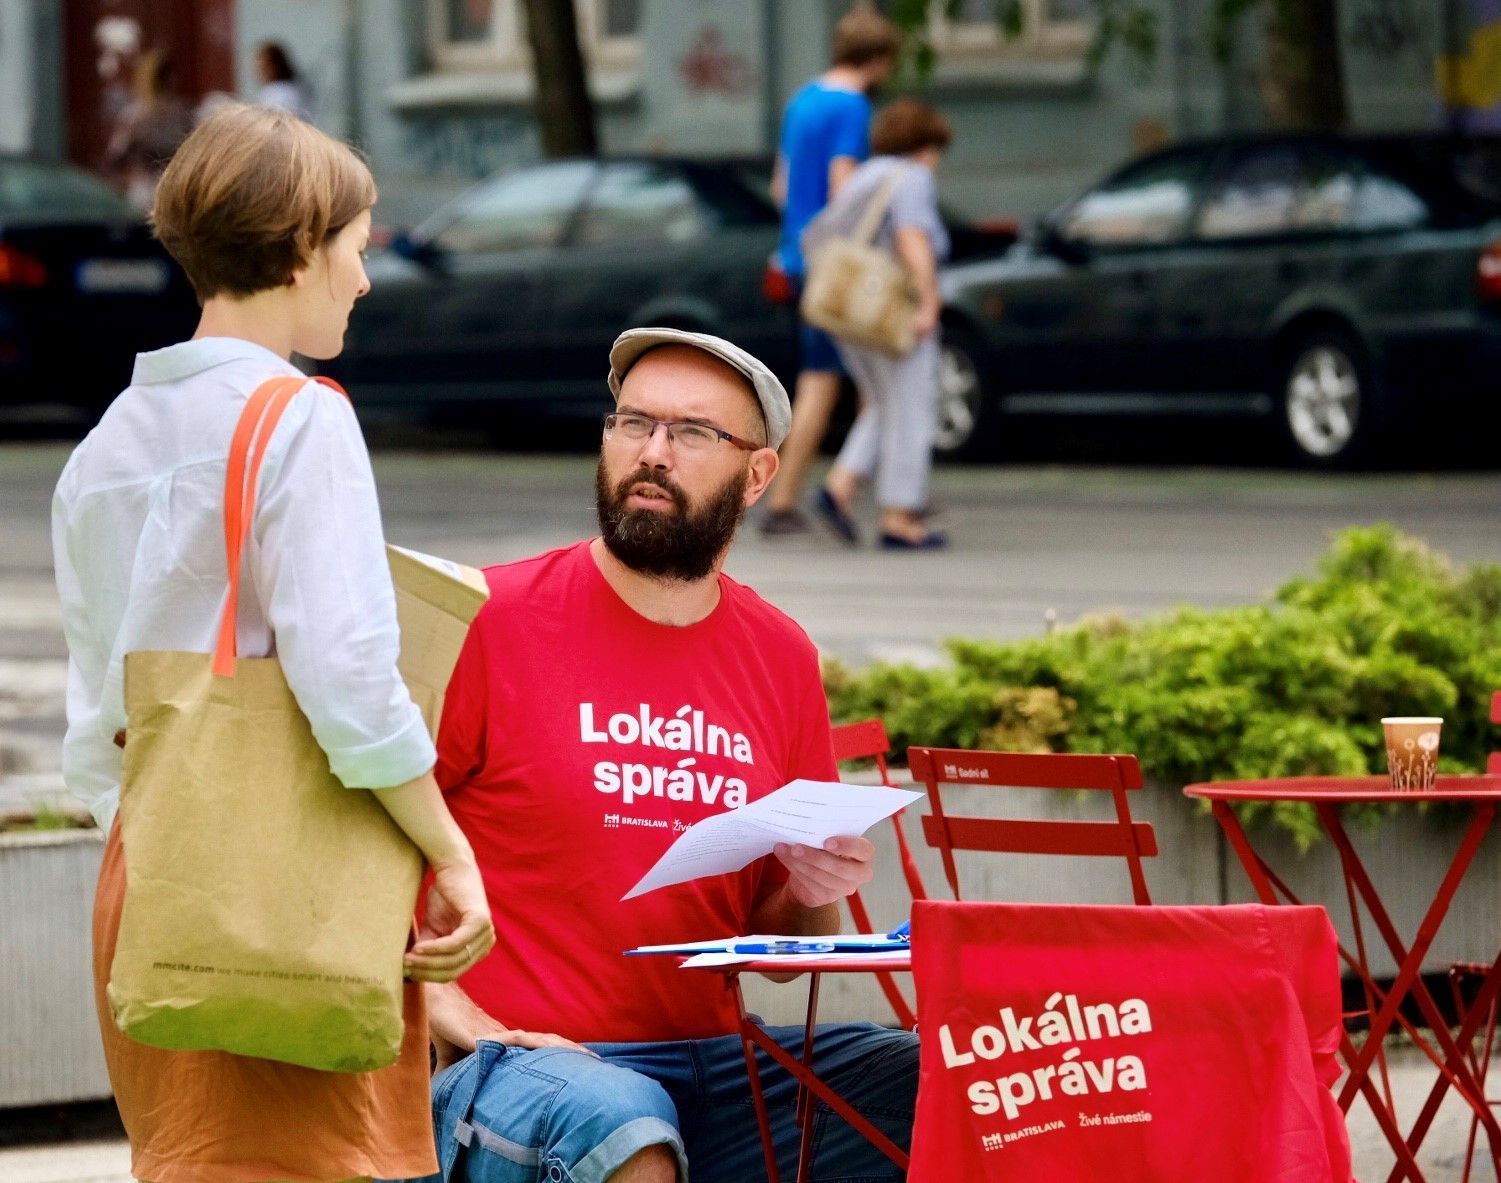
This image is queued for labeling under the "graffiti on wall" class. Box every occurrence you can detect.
[1437,0,1501,127]
[1349,0,1422,59]
[678,26,754,96]
[398,114,535,179]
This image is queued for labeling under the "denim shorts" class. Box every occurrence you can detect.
[799,319,848,376]
[404,1023,916,1183]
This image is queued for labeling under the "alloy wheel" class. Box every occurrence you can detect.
[934,340,981,454]
[1285,345,1360,459]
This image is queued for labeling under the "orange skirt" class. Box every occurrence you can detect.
[93,821,439,1183]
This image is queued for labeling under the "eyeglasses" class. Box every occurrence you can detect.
[603,412,760,453]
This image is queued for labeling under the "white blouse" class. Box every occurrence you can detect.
[52,337,435,830]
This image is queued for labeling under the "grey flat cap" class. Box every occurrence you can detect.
[607,327,791,450]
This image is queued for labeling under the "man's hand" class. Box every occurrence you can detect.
[405,859,495,983]
[426,982,595,1073]
[774,835,875,910]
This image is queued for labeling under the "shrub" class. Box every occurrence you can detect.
[824,525,1501,843]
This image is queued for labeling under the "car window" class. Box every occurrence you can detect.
[0,159,137,223]
[1056,150,1203,247]
[1198,146,1307,238]
[1198,147,1429,239]
[682,163,779,228]
[1345,168,1428,231]
[431,161,596,253]
[572,163,706,246]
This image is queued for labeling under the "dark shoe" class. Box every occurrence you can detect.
[814,487,859,545]
[760,508,810,537]
[880,530,949,551]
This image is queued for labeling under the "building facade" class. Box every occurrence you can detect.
[5,2,1479,228]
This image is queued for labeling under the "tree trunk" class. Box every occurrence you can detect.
[519,0,598,157]
[1259,0,1348,130]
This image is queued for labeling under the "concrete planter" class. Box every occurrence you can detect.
[0,828,111,1107]
[744,779,1501,1026]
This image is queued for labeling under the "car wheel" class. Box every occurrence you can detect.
[1280,330,1378,466]
[933,331,990,459]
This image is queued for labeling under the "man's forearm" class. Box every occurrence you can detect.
[426,980,506,1046]
[746,883,841,937]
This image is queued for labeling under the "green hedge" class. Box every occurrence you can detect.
[823,526,1501,848]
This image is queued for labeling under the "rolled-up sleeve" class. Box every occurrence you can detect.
[248,383,436,790]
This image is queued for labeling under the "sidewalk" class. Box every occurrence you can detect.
[1,1046,1493,1182]
[0,1141,130,1183]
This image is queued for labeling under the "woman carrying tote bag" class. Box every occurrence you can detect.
[806,99,954,550]
[51,104,493,1183]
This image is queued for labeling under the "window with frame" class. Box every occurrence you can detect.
[430,0,641,71]
[932,0,1090,61]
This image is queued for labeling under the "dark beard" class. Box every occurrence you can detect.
[595,461,748,582]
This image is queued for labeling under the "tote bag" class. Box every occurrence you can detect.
[107,375,424,1073]
[909,901,1352,1183]
[800,168,918,357]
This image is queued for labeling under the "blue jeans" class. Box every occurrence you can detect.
[405,1022,917,1183]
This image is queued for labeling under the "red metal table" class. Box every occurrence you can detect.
[1184,775,1501,1183]
[690,953,912,1183]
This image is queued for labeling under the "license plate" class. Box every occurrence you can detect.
[75,258,169,294]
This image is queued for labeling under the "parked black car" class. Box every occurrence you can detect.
[327,156,1013,431]
[936,134,1501,464]
[0,156,197,425]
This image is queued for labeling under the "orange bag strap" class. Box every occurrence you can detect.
[212,374,350,677]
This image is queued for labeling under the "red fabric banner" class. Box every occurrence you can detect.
[910,901,1352,1183]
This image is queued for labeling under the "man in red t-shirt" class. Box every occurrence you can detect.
[421,328,917,1183]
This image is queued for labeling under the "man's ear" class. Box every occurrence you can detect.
[742,448,779,507]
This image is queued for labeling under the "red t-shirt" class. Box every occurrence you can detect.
[436,540,839,1043]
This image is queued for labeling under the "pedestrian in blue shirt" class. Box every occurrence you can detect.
[761,5,901,539]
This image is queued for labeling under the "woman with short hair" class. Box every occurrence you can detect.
[813,97,955,550]
[53,104,493,1183]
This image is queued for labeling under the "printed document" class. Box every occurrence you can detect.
[622,779,921,900]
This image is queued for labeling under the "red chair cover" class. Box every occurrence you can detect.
[909,901,1353,1183]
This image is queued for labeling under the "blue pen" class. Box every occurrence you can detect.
[886,919,911,941]
[732,940,838,955]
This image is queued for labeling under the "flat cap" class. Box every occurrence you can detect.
[607,326,791,450]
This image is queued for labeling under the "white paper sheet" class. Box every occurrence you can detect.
[621,779,922,900]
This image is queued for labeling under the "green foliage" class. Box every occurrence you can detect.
[824,526,1501,844]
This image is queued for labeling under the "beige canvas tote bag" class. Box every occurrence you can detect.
[107,375,424,1073]
[799,167,919,357]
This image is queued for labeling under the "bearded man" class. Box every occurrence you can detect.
[417,328,918,1183]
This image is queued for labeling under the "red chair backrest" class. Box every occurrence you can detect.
[831,718,926,1029]
[908,900,1351,1182]
[1489,692,1500,775]
[907,747,1155,906]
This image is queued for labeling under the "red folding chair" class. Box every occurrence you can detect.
[1449,690,1501,1182]
[906,747,1156,905]
[831,718,926,1029]
[908,900,1353,1182]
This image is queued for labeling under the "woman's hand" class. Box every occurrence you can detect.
[405,858,495,982]
[911,301,941,341]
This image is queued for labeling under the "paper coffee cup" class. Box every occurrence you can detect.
[1381,717,1442,791]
